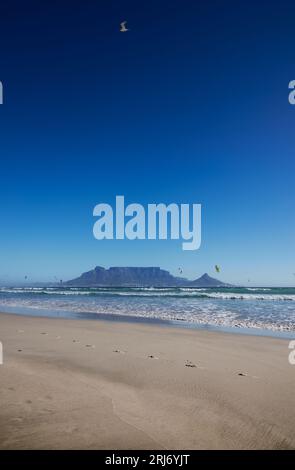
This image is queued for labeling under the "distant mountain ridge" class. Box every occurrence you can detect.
[66,266,232,287]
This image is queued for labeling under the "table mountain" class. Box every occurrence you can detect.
[66,266,232,287]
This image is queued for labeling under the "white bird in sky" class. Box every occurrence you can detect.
[120,21,129,32]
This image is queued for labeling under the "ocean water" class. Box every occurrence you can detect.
[0,286,295,337]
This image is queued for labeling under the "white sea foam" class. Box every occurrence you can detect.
[1,287,295,301]
[1,286,295,334]
[0,292,294,333]
[203,292,295,301]
[246,288,272,291]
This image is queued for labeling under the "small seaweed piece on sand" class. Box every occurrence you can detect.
[185,360,197,368]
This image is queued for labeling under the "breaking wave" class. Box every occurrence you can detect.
[1,286,295,334]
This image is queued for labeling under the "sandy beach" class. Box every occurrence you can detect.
[0,312,294,450]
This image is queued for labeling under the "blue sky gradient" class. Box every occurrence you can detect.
[0,0,294,285]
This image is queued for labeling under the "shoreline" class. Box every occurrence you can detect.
[1,284,294,340]
[0,312,295,449]
[0,307,294,340]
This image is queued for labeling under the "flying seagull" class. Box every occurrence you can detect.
[120,21,129,32]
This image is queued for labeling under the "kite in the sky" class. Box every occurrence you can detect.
[120,21,129,32]
[215,265,220,273]
[178,268,183,274]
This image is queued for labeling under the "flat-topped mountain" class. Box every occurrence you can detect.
[66,266,232,287]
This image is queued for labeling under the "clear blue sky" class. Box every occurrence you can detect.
[0,0,294,286]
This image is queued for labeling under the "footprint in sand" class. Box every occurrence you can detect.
[10,417,23,423]
[41,332,48,335]
[17,349,22,352]
[236,372,258,379]
[113,349,126,354]
[72,339,80,343]
[148,355,159,360]
[17,329,24,333]
[85,344,95,348]
[56,336,61,340]
[185,360,197,368]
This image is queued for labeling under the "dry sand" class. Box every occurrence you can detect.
[0,312,294,449]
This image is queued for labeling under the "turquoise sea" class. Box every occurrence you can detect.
[1,286,295,338]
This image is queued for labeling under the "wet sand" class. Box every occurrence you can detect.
[0,312,294,449]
